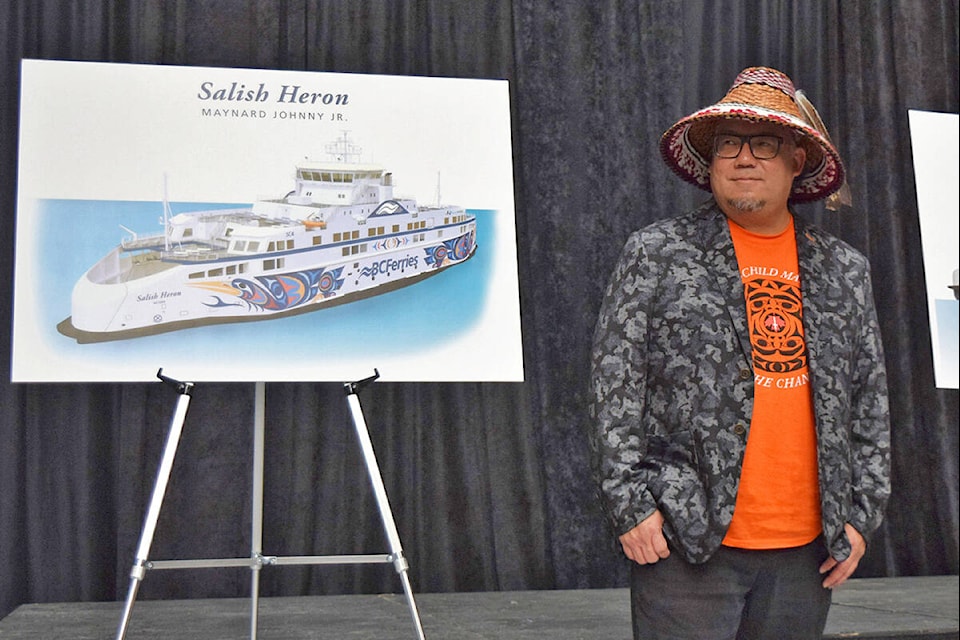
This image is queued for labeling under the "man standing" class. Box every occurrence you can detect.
[590,67,890,639]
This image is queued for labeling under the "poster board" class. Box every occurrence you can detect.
[909,109,959,389]
[12,60,523,383]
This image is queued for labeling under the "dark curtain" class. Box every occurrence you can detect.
[1,0,957,620]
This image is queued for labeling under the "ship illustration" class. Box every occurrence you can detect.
[57,134,477,343]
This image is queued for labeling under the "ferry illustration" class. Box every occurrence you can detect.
[57,134,477,343]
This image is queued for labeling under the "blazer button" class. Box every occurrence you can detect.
[733,423,747,436]
[739,368,752,380]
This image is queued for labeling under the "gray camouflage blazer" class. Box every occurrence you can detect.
[589,201,891,564]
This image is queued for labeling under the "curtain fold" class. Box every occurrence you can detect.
[1,0,957,620]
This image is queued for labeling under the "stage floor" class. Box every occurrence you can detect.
[0,576,956,639]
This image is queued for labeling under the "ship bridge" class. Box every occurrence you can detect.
[292,161,395,206]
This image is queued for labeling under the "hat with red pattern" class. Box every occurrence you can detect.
[660,66,848,205]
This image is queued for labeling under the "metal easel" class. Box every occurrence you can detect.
[116,368,425,640]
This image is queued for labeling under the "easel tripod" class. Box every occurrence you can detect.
[116,369,425,639]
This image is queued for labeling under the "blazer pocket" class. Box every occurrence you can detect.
[641,431,712,556]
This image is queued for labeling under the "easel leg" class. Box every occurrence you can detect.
[249,381,266,639]
[116,372,194,640]
[344,378,426,640]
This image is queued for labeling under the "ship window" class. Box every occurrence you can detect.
[313,236,323,246]
[234,241,246,251]
[239,263,247,274]
[378,226,384,235]
[342,247,350,257]
[352,230,360,239]
[321,173,332,182]
[188,271,204,279]
[438,230,443,237]
[368,228,377,237]
[286,240,294,249]
[208,267,223,277]
[226,265,237,275]
[183,228,194,238]
[333,232,342,242]
[225,228,234,236]
[359,244,367,253]
[248,241,260,252]
[392,224,400,233]
[351,245,360,255]
[267,242,275,251]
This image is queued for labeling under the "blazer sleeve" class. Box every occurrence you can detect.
[845,265,891,542]
[589,231,659,536]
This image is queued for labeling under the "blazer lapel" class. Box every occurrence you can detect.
[698,205,753,364]
[795,220,825,368]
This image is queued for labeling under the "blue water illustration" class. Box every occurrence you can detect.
[35,199,496,365]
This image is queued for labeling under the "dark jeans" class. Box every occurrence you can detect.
[630,537,832,640]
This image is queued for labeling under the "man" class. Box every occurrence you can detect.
[589,67,890,639]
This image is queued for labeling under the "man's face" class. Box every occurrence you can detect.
[708,119,806,223]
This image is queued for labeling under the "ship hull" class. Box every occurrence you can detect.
[59,228,477,343]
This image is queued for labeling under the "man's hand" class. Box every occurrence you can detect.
[619,509,670,565]
[819,523,866,589]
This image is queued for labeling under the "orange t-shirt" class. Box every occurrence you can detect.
[722,217,822,549]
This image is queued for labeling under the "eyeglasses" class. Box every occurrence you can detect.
[713,133,784,160]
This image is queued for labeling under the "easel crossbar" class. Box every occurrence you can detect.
[145,553,395,571]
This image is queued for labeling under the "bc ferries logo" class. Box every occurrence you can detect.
[360,256,418,280]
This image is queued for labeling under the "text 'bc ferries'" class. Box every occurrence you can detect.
[58,135,477,342]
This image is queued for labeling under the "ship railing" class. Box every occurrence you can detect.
[160,241,231,262]
[120,234,167,250]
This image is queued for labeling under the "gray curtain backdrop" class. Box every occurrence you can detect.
[1,0,957,619]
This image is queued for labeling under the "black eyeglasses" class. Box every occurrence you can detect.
[713,133,784,159]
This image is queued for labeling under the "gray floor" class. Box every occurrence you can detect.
[0,576,956,639]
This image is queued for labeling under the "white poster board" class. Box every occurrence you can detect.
[909,109,959,389]
[12,60,523,383]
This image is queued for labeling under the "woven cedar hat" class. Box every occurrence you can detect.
[659,67,846,204]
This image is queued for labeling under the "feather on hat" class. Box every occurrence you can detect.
[659,67,848,206]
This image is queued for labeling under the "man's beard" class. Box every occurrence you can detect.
[725,197,766,213]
